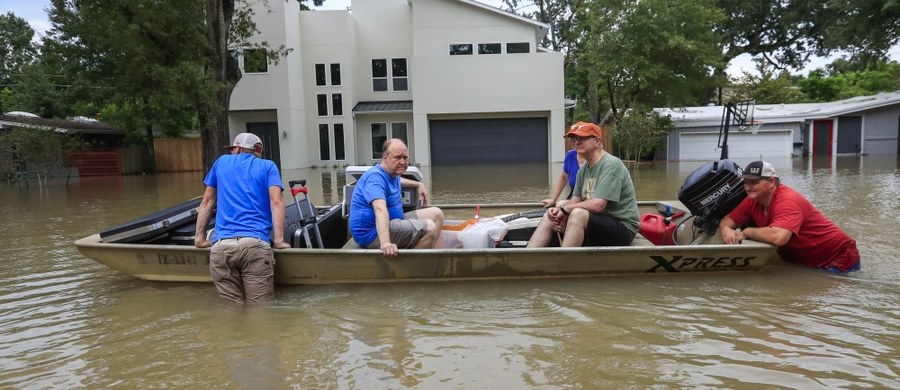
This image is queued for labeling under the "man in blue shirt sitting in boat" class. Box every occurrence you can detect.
[194,133,290,304]
[349,138,444,257]
[528,122,640,247]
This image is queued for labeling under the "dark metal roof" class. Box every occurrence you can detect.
[0,114,124,135]
[352,100,413,114]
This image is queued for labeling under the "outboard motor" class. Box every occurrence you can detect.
[677,159,747,233]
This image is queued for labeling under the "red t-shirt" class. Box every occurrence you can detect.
[728,184,858,270]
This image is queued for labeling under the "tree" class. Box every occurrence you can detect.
[0,12,38,89]
[0,125,87,187]
[585,0,723,121]
[798,60,900,102]
[199,0,322,171]
[709,0,900,104]
[729,58,807,104]
[44,0,213,171]
[613,109,673,162]
[0,12,40,113]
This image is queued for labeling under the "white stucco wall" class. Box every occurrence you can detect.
[229,0,567,168]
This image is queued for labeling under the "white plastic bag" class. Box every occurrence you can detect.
[458,218,509,248]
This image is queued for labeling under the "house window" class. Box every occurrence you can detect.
[372,58,408,92]
[450,44,473,55]
[332,94,343,116]
[330,64,342,86]
[392,59,408,91]
[316,94,328,116]
[334,124,345,160]
[507,42,529,53]
[319,124,330,160]
[478,43,501,55]
[318,123,346,161]
[370,122,408,159]
[315,64,327,86]
[392,123,408,144]
[372,59,388,92]
[243,49,268,73]
[371,123,387,158]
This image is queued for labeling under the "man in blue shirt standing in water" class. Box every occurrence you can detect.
[195,133,291,303]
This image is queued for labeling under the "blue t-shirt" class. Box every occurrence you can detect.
[563,149,580,194]
[349,165,403,247]
[203,153,283,243]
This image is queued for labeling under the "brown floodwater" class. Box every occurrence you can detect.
[0,156,898,388]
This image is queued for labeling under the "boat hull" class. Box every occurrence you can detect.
[74,201,778,284]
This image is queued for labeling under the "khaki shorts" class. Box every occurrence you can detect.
[365,210,429,249]
[210,237,275,303]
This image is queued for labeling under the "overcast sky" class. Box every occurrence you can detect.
[3,0,899,78]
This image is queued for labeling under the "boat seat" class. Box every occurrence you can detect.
[630,233,655,247]
[342,237,363,249]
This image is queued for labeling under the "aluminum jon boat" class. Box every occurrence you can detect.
[74,163,778,285]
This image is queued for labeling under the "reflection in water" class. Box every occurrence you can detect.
[0,156,898,388]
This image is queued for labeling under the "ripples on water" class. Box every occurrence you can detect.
[1,158,898,388]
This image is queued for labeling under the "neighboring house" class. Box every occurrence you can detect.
[229,0,566,169]
[654,91,900,161]
[0,112,126,176]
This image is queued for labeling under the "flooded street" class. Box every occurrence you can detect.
[1,156,898,388]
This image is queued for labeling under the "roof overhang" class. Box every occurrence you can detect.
[352,100,414,114]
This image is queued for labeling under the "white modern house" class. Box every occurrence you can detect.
[655,91,900,160]
[228,0,566,170]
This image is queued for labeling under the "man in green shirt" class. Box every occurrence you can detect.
[528,121,640,247]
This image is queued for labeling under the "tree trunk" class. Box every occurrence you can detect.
[201,0,239,172]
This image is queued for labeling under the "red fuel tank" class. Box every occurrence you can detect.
[639,213,678,245]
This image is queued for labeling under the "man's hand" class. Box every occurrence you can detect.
[194,238,212,248]
[381,243,399,257]
[721,228,744,244]
[273,241,291,250]
[417,182,429,207]
[547,207,568,233]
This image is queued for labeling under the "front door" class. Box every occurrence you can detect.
[247,122,281,170]
[812,120,832,157]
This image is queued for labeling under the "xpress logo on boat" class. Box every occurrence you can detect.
[647,255,754,272]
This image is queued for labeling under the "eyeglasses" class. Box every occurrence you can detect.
[567,135,596,143]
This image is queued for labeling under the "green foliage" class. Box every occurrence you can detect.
[614,110,674,162]
[730,58,808,103]
[0,126,89,179]
[0,12,38,87]
[798,61,900,102]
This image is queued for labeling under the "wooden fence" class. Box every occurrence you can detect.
[154,138,202,172]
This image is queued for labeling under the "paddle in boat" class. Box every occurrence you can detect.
[74,160,778,284]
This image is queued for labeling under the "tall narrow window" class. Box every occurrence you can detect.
[371,123,387,159]
[332,94,343,116]
[372,59,388,92]
[243,49,268,73]
[315,63,326,86]
[318,124,330,160]
[330,64,342,86]
[334,124,345,160]
[316,94,328,116]
[392,58,408,91]
[392,122,408,145]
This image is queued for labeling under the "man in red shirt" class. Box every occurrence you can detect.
[719,161,860,272]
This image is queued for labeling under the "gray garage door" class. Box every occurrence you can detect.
[430,118,548,165]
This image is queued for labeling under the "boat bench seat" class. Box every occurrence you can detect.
[342,238,363,249]
[630,233,655,247]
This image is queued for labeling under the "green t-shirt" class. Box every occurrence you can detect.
[572,153,640,234]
